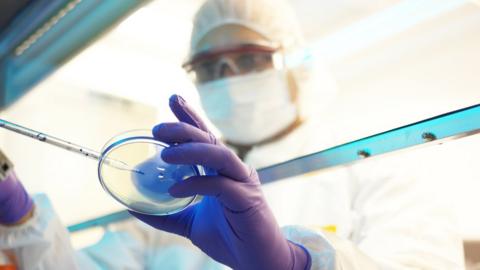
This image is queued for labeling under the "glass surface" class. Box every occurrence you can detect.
[98,130,204,215]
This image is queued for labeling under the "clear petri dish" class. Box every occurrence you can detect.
[98,130,204,215]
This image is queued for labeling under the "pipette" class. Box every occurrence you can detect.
[0,119,144,175]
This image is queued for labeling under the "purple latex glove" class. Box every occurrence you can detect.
[0,171,33,225]
[130,95,311,270]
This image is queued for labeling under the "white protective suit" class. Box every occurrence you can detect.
[0,117,466,269]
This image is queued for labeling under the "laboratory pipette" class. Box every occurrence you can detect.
[0,119,144,174]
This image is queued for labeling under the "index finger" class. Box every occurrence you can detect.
[169,95,210,132]
[161,143,251,181]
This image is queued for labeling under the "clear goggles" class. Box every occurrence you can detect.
[182,43,284,84]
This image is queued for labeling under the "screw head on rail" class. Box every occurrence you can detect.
[422,132,437,142]
[357,150,371,159]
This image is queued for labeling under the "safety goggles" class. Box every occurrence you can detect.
[183,43,284,84]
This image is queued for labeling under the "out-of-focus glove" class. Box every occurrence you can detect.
[130,95,311,270]
[0,171,33,225]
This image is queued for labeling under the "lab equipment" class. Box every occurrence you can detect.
[0,119,204,215]
[183,42,282,83]
[131,95,311,270]
[0,119,142,174]
[98,130,204,215]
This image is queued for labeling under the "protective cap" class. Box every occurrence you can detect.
[190,0,304,56]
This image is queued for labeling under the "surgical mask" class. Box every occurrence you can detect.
[197,69,297,145]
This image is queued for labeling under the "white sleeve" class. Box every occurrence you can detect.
[0,194,152,270]
[0,194,80,270]
[349,154,465,270]
[283,155,465,270]
[282,226,378,270]
[109,220,227,270]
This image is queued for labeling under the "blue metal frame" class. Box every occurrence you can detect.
[259,103,480,183]
[67,210,132,233]
[68,103,480,233]
[0,0,149,109]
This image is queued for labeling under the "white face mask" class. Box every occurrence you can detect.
[197,69,297,145]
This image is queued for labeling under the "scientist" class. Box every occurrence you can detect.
[0,0,465,269]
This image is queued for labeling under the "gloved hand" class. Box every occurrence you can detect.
[0,171,34,225]
[130,95,311,270]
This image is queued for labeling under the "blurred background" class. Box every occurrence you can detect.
[0,0,479,265]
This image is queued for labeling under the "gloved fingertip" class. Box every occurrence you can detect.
[169,94,177,103]
[169,94,186,107]
[152,124,162,137]
[160,147,173,161]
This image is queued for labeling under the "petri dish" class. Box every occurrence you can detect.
[98,130,204,215]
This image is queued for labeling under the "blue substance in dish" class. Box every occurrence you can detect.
[132,157,198,202]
